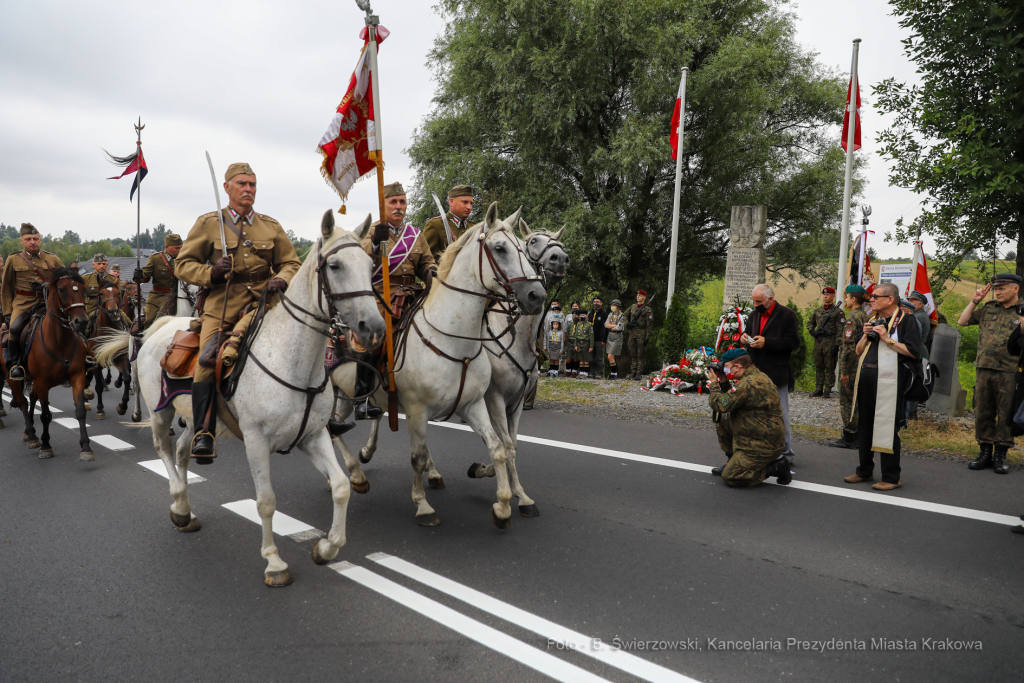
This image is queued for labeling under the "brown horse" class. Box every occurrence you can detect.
[84,284,129,419]
[3,268,93,459]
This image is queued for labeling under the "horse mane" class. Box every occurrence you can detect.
[49,267,84,286]
[436,224,484,282]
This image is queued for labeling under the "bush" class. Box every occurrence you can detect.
[658,292,691,364]
[788,298,808,383]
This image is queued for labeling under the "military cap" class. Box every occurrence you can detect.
[92,253,107,263]
[20,223,38,236]
[721,348,749,362]
[845,284,867,295]
[224,162,255,181]
[164,233,183,246]
[822,286,836,294]
[611,299,622,307]
[991,272,1022,286]
[448,184,473,199]
[909,290,928,304]
[109,263,121,271]
[383,182,406,198]
[899,299,915,310]
[637,289,647,297]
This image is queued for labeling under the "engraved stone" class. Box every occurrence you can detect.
[927,323,967,417]
[722,206,767,307]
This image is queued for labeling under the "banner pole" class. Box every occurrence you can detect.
[836,39,861,294]
[666,67,688,313]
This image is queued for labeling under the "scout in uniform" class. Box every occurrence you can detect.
[829,285,869,449]
[807,286,843,398]
[83,253,119,318]
[358,181,437,419]
[1,224,66,379]
[174,163,301,459]
[958,273,1024,474]
[625,289,655,379]
[422,185,474,262]
[136,233,183,328]
[565,307,594,378]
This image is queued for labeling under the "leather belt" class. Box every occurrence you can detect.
[862,363,878,369]
[391,275,416,286]
[15,289,39,297]
[153,286,172,293]
[235,270,270,284]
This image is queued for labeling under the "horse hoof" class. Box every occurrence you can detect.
[27,439,41,449]
[178,416,186,428]
[170,509,191,528]
[428,476,446,489]
[351,479,370,494]
[467,462,487,478]
[518,504,540,518]
[358,447,373,464]
[311,540,336,566]
[416,513,441,527]
[264,570,293,587]
[115,378,123,388]
[84,388,94,400]
[178,516,201,532]
[115,404,126,416]
[131,412,141,423]
[491,508,511,530]
[39,448,54,459]
[79,451,95,462]
[95,412,106,420]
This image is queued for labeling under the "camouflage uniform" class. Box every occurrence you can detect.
[967,298,1023,447]
[625,302,654,376]
[837,306,868,437]
[807,304,843,392]
[709,365,787,487]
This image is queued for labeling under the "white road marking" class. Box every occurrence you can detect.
[54,417,89,429]
[137,459,206,483]
[369,553,700,683]
[331,561,614,683]
[91,434,135,451]
[221,499,324,540]
[2,389,62,412]
[393,414,1023,527]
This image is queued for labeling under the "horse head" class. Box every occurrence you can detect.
[516,217,569,285]
[48,267,90,336]
[98,285,120,321]
[477,202,547,315]
[316,210,385,353]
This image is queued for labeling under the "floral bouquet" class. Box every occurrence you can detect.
[715,304,753,357]
[645,347,719,394]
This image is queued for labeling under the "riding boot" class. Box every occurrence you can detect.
[6,317,26,380]
[993,445,1010,475]
[969,443,993,470]
[85,356,99,371]
[190,381,217,462]
[354,362,383,420]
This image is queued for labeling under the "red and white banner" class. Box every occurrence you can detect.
[907,241,938,322]
[317,25,389,211]
[842,76,862,152]
[669,71,685,160]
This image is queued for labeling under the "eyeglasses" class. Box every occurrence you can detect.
[869,294,893,300]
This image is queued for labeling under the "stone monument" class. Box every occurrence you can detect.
[928,323,967,417]
[722,205,767,307]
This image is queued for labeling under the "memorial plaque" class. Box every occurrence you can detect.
[928,323,967,417]
[722,206,767,307]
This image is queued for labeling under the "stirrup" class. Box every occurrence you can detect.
[190,432,217,461]
[8,364,25,380]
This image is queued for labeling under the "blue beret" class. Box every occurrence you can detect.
[721,348,749,363]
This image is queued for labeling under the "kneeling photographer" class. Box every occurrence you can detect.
[707,348,792,487]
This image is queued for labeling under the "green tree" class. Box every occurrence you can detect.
[789,298,808,383]
[409,0,859,322]
[658,291,692,364]
[875,0,1024,291]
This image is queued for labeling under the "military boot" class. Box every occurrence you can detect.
[327,417,356,437]
[810,388,824,397]
[354,363,383,420]
[190,381,217,464]
[767,455,793,485]
[828,432,857,449]
[969,443,994,470]
[993,445,1010,475]
[711,455,729,477]
[6,327,25,380]
[821,388,832,399]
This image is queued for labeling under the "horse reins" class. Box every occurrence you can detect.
[34,275,87,369]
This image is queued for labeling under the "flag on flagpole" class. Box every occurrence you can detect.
[841,76,862,152]
[907,241,938,322]
[669,71,685,161]
[317,25,390,212]
[105,146,148,201]
[848,229,876,293]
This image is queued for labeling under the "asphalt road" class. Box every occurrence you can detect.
[2,378,1023,683]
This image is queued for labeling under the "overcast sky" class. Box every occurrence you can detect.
[0,0,939,259]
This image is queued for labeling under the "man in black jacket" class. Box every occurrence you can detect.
[587,297,609,379]
[741,283,800,461]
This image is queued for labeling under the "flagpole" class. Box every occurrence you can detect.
[132,117,144,423]
[364,7,398,432]
[836,39,861,294]
[666,67,688,313]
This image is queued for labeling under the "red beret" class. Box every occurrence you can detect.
[637,289,647,296]
[822,287,836,294]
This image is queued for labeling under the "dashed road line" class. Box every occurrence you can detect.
[54,417,89,429]
[91,434,135,451]
[369,553,699,683]
[138,459,206,483]
[222,499,324,541]
[2,389,62,413]
[331,561,615,683]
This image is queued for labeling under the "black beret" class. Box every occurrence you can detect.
[991,273,1022,286]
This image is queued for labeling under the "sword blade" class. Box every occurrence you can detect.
[431,192,455,246]
[204,151,228,259]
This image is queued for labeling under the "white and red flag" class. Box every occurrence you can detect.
[317,25,389,212]
[907,241,938,322]
[842,76,862,152]
[669,71,685,160]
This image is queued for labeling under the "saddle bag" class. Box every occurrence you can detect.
[160,329,201,377]
[390,289,408,322]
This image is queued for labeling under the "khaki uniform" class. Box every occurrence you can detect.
[422,213,470,262]
[837,307,867,436]
[1,250,65,322]
[709,366,786,487]
[967,298,1023,447]
[83,272,120,317]
[625,302,655,376]
[808,304,843,391]
[176,208,301,383]
[361,223,436,319]
[566,318,594,363]
[140,250,178,327]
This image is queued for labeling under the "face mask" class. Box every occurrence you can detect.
[611,305,619,312]
[754,303,767,314]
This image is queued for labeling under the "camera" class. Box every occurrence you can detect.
[707,360,726,375]
[1017,304,1024,316]
[866,317,889,343]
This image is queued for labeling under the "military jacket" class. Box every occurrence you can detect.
[176,208,301,321]
[625,303,654,341]
[83,272,120,315]
[141,250,177,296]
[360,223,437,296]
[968,298,1024,373]
[837,306,868,375]
[566,318,594,349]
[1,250,65,319]
[807,304,843,340]
[708,366,786,455]
[422,212,471,262]
[912,306,932,357]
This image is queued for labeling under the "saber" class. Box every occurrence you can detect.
[431,192,456,246]
[204,151,229,259]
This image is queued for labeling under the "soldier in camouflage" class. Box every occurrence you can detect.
[958,273,1023,475]
[807,286,843,398]
[829,285,869,449]
[707,348,792,487]
[625,289,654,379]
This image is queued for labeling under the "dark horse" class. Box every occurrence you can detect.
[84,283,131,420]
[2,268,93,459]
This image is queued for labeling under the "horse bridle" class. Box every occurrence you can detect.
[524,233,567,287]
[32,275,88,369]
[177,279,197,311]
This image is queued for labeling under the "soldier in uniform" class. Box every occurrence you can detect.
[174,163,301,459]
[422,185,474,262]
[829,285,869,449]
[707,348,791,486]
[107,263,123,291]
[1,224,66,380]
[807,286,843,398]
[958,273,1023,474]
[358,181,437,419]
[136,233,183,328]
[625,289,654,379]
[83,254,119,318]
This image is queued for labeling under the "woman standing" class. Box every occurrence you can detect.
[604,299,626,379]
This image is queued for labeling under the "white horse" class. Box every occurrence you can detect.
[97,211,384,586]
[330,203,546,528]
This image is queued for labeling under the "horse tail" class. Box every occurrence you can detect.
[93,330,130,368]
